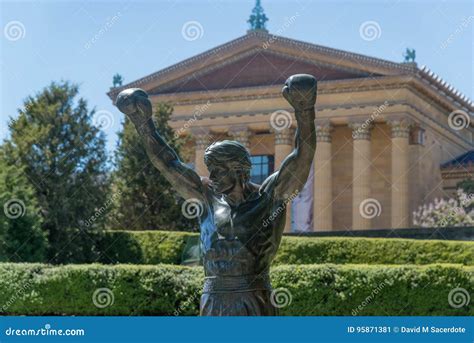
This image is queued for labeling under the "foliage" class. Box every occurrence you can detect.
[0,149,47,262]
[109,104,195,231]
[97,230,196,264]
[99,231,474,266]
[457,178,474,196]
[2,82,110,263]
[413,189,474,228]
[0,263,471,316]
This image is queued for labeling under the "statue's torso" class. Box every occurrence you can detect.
[200,188,285,277]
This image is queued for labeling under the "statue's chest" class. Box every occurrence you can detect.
[210,195,269,239]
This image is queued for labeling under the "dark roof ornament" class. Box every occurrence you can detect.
[403,48,416,63]
[247,0,268,32]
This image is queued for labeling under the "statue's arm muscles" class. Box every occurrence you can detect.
[139,120,206,202]
[262,74,317,202]
[262,110,316,202]
[115,88,206,203]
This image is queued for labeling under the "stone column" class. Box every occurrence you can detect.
[388,117,413,228]
[229,125,252,148]
[273,127,295,232]
[313,120,333,231]
[349,121,373,230]
[191,128,211,177]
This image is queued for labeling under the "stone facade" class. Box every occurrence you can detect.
[108,31,474,231]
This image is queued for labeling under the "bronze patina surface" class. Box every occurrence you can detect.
[116,74,317,316]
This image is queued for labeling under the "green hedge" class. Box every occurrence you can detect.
[98,231,197,265]
[0,263,471,316]
[99,231,474,265]
[275,236,474,265]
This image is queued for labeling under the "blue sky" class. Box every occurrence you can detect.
[1,0,472,155]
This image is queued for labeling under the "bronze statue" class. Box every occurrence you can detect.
[116,74,317,316]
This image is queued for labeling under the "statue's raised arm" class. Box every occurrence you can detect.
[116,88,206,203]
[262,74,317,201]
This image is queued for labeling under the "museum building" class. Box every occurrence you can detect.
[108,3,473,232]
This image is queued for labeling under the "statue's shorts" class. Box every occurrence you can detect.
[200,273,277,316]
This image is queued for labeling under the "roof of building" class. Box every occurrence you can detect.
[107,30,472,113]
[441,150,474,168]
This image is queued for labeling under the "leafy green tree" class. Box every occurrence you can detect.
[457,178,474,195]
[110,103,195,231]
[0,148,47,262]
[3,81,109,263]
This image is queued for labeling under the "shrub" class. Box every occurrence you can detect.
[98,231,196,265]
[275,236,474,265]
[0,263,471,316]
[100,231,474,266]
[413,189,474,227]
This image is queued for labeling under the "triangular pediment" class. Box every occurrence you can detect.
[108,31,419,99]
[151,49,372,94]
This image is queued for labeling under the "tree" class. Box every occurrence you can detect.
[0,148,47,262]
[3,81,110,263]
[110,103,195,231]
[413,189,474,227]
[457,178,474,195]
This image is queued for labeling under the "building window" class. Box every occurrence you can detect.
[250,155,274,184]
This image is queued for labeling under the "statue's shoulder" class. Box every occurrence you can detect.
[259,171,279,195]
[200,176,216,200]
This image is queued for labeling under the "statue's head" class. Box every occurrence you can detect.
[204,140,251,194]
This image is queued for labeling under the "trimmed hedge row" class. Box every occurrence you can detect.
[98,231,474,265]
[0,263,471,316]
[98,231,196,265]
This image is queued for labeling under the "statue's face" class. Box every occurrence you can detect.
[208,164,238,195]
